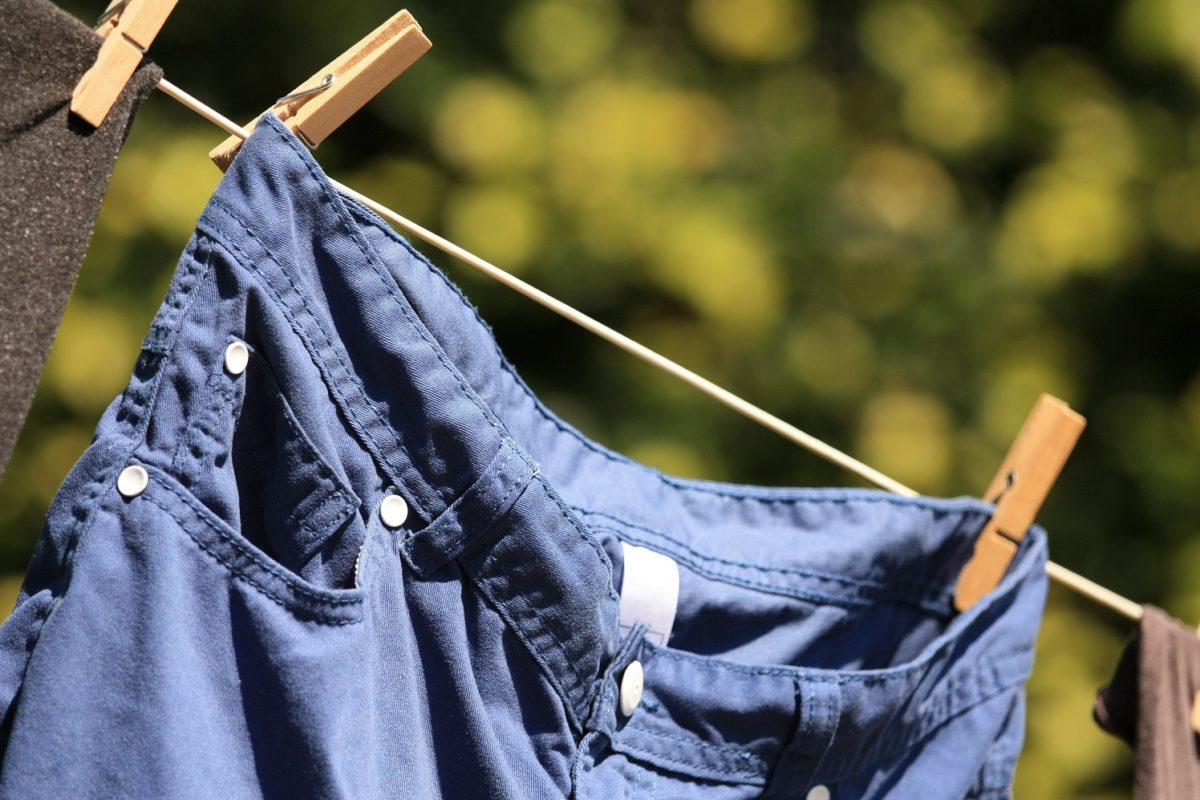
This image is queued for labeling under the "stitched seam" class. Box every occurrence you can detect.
[460,471,609,721]
[203,203,407,474]
[808,684,841,789]
[142,237,210,354]
[583,621,646,734]
[197,208,432,523]
[825,651,1033,783]
[610,737,765,784]
[258,127,995,574]
[24,244,213,675]
[141,492,361,626]
[169,346,357,553]
[538,480,619,605]
[403,443,517,552]
[120,240,212,435]
[439,465,616,718]
[48,449,121,600]
[577,506,961,600]
[643,641,1030,686]
[259,121,516,510]
[337,205,1002,515]
[471,520,589,705]
[292,492,355,540]
[459,554,583,732]
[604,524,951,615]
[447,452,524,558]
[147,471,364,609]
[454,472,618,720]
[43,245,214,650]
[265,121,506,440]
[623,722,768,767]
[585,512,957,610]
[256,354,354,504]
[141,491,361,626]
[244,352,360,533]
[649,644,838,679]
[620,654,1030,787]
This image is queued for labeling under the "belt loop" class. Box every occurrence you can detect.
[765,678,842,798]
[398,437,538,576]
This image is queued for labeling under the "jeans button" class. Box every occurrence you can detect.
[223,340,250,376]
[116,464,149,498]
[619,660,644,717]
[379,494,410,529]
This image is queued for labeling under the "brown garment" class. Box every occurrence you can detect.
[0,0,161,479]
[1094,605,1200,799]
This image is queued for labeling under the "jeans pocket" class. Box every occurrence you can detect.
[171,342,364,590]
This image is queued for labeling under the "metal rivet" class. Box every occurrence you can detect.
[379,494,409,529]
[116,465,149,498]
[619,660,644,717]
[224,340,250,376]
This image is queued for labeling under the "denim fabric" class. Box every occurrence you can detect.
[0,113,1048,799]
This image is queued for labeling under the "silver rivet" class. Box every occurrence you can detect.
[116,465,149,498]
[224,340,250,376]
[806,786,831,800]
[619,660,644,717]
[379,494,409,529]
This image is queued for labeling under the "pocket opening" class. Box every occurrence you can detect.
[172,342,365,591]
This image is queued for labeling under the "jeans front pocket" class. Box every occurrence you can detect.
[171,340,365,591]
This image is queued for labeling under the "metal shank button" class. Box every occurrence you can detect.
[619,660,644,717]
[116,465,149,498]
[379,494,409,529]
[224,340,250,376]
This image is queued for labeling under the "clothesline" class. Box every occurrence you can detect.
[153,77,1143,623]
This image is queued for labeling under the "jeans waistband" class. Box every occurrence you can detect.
[184,114,1048,790]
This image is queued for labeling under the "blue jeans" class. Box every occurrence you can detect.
[0,114,1047,799]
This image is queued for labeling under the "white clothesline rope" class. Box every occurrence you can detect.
[154,77,1144,623]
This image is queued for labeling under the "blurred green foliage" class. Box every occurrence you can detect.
[6,0,1200,795]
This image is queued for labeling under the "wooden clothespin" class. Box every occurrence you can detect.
[72,0,178,127]
[209,10,431,171]
[954,395,1086,612]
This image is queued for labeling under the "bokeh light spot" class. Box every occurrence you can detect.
[995,168,1136,285]
[443,183,546,273]
[1151,170,1200,252]
[784,311,877,401]
[903,54,1010,154]
[857,389,954,492]
[689,0,812,63]
[860,0,960,80]
[434,78,544,177]
[44,299,141,416]
[146,132,223,239]
[505,0,621,84]
[837,143,961,239]
[647,205,783,340]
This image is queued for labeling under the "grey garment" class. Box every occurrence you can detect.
[0,0,161,480]
[1094,605,1200,800]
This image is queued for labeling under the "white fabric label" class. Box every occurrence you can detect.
[618,542,680,647]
